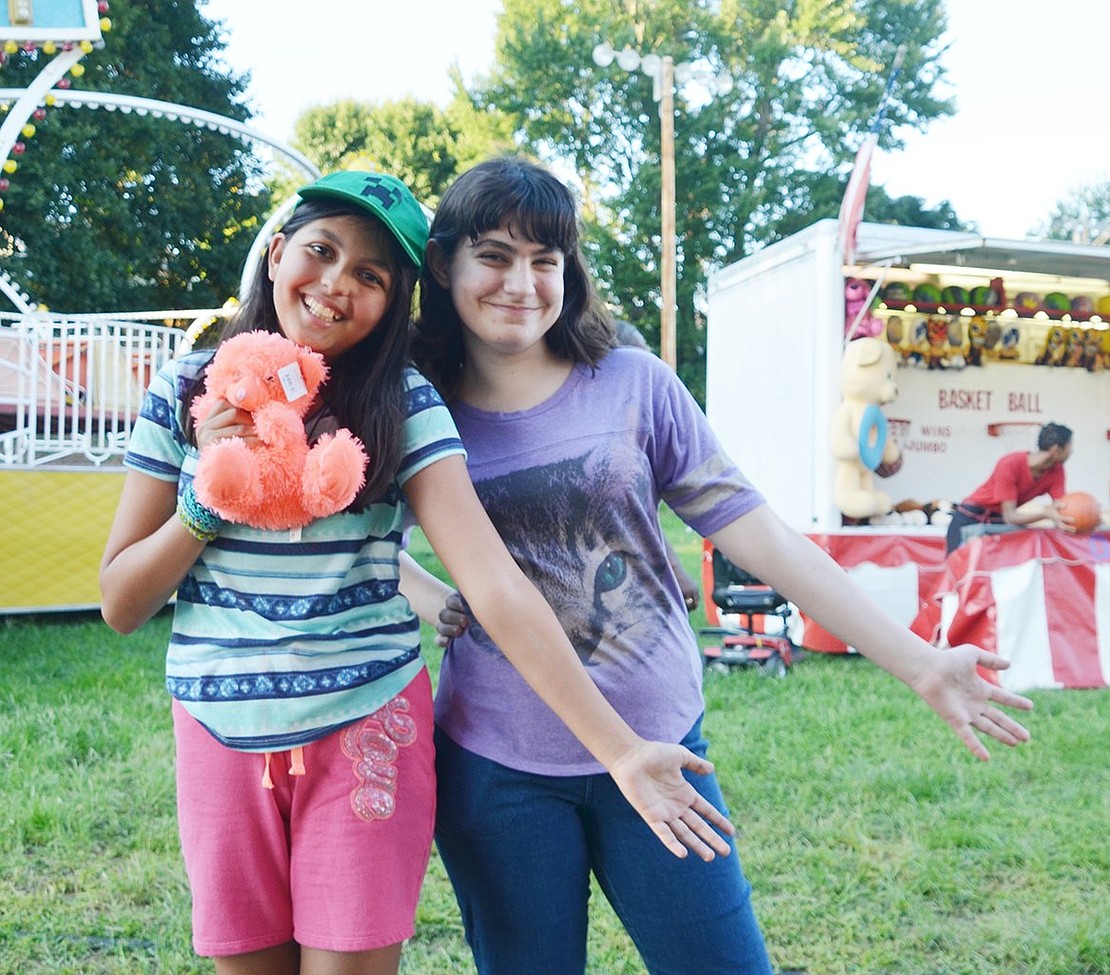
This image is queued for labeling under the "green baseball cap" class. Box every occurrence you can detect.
[295,170,429,270]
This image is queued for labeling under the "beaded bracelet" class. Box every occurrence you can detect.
[177,482,225,542]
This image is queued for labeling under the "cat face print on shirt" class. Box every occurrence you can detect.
[468,446,670,667]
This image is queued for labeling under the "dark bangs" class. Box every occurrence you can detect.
[455,167,581,255]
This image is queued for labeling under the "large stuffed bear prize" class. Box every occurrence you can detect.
[830,337,902,520]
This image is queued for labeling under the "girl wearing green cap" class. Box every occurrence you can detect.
[100,171,732,975]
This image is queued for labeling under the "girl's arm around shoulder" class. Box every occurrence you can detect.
[404,453,735,860]
[397,551,456,630]
[397,552,472,648]
[99,471,208,634]
[709,504,1033,761]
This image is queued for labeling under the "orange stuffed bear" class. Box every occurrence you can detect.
[190,331,368,531]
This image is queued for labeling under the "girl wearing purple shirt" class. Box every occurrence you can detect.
[403,157,1034,975]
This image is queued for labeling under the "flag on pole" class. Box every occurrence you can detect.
[837,47,907,265]
[837,131,877,266]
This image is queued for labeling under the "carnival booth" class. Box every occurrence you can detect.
[706,220,1110,687]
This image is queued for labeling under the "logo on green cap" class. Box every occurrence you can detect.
[355,175,404,212]
[296,171,428,270]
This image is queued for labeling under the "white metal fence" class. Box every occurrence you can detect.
[0,315,185,467]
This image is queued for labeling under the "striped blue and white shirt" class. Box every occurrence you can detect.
[125,351,465,751]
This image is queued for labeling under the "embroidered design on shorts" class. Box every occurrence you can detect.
[340,695,417,821]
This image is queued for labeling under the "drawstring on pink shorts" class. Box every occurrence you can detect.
[261,746,307,789]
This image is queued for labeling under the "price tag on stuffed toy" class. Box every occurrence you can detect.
[277,362,309,402]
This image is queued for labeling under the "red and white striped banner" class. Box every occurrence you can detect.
[912,530,1110,691]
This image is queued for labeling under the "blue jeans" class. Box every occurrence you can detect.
[434,718,773,975]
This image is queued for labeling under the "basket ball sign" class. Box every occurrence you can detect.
[1058,492,1103,535]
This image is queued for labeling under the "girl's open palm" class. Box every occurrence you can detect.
[608,741,736,861]
[914,644,1033,760]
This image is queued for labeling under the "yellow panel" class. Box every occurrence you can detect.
[0,468,124,612]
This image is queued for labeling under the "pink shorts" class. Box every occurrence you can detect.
[173,668,435,957]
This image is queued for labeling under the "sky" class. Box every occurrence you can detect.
[200,0,1110,241]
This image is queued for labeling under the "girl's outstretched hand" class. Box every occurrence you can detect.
[912,644,1033,760]
[607,741,735,861]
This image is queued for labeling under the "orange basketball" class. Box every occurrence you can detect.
[1059,491,1102,534]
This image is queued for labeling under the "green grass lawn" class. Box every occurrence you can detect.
[1,516,1106,974]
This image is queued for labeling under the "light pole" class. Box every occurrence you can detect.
[592,42,732,371]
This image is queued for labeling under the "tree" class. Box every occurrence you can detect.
[472,0,957,400]
[283,79,515,210]
[0,0,270,313]
[864,188,966,232]
[767,175,969,242]
[1035,181,1110,245]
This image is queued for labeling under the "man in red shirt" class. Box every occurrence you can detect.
[945,422,1074,553]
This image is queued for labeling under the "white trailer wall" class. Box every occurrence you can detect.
[707,221,845,529]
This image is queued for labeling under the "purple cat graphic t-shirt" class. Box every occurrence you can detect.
[434,348,765,775]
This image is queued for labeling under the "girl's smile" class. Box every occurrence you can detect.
[268,215,395,359]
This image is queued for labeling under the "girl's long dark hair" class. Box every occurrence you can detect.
[412,156,614,400]
[183,198,418,506]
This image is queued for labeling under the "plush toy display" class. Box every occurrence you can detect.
[966,317,989,367]
[902,317,929,368]
[924,317,951,369]
[1082,328,1105,372]
[1063,326,1086,367]
[983,319,1004,360]
[830,337,901,520]
[884,314,904,358]
[190,331,369,531]
[844,277,883,339]
[1035,324,1067,366]
[997,325,1022,361]
[870,497,952,529]
[946,318,967,369]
